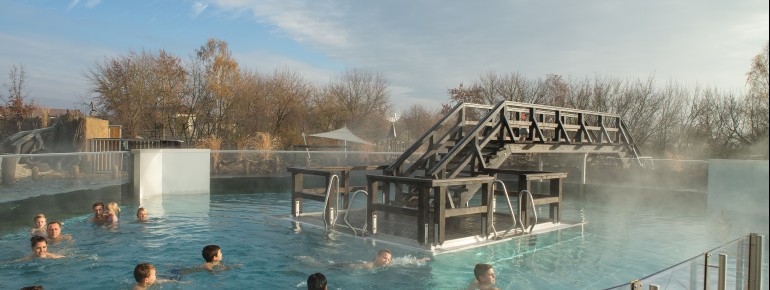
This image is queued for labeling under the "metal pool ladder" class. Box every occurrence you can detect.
[491,180,538,239]
[322,174,369,236]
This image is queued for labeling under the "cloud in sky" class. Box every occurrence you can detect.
[0,0,767,111]
[211,0,770,108]
[191,2,208,19]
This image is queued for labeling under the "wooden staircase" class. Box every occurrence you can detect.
[385,100,644,179]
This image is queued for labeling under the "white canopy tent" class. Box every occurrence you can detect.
[305,126,373,164]
[309,126,373,146]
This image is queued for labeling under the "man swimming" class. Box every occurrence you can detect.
[91,202,106,223]
[360,249,393,269]
[467,263,499,290]
[322,249,429,269]
[46,221,74,243]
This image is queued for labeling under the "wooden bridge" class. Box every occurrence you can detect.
[289,100,644,252]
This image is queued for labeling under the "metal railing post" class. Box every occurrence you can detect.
[748,233,764,290]
[704,252,711,290]
[717,254,726,290]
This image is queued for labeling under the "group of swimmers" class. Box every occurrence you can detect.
[303,261,498,290]
[15,213,75,262]
[16,202,238,289]
[15,202,500,289]
[16,202,138,262]
[90,201,127,225]
[132,244,236,289]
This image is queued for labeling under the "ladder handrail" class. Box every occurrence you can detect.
[518,190,538,233]
[491,180,519,238]
[343,189,369,236]
[322,174,341,228]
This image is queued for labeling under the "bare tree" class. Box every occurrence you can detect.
[477,70,501,104]
[2,65,37,131]
[324,68,391,140]
[447,82,484,104]
[497,71,531,102]
[228,67,314,148]
[86,49,185,138]
[744,42,769,144]
[398,104,441,145]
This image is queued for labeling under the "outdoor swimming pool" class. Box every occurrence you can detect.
[1,189,767,289]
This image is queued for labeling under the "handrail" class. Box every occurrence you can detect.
[384,102,463,175]
[384,102,494,175]
[426,100,507,178]
[343,189,369,236]
[322,174,340,228]
[518,190,538,233]
[503,101,620,118]
[491,180,519,239]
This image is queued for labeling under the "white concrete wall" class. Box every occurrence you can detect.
[132,149,211,216]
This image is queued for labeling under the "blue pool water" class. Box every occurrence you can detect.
[0,192,767,289]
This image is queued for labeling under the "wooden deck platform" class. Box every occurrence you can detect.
[285,207,581,254]
[287,166,579,254]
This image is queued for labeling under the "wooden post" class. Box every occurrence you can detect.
[340,170,350,209]
[366,178,379,234]
[417,187,430,245]
[291,173,304,217]
[434,186,446,246]
[550,178,562,223]
[383,182,391,218]
[483,181,494,237]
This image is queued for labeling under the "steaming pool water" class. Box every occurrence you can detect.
[0,191,767,290]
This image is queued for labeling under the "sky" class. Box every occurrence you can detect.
[0,0,767,112]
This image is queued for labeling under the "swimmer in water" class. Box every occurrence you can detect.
[132,263,186,290]
[466,263,499,290]
[30,214,47,237]
[136,207,148,221]
[304,249,429,270]
[14,236,64,261]
[105,202,121,225]
[45,221,73,244]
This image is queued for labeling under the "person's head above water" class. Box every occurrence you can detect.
[474,263,496,286]
[92,202,105,218]
[46,221,62,239]
[373,249,392,267]
[202,244,222,263]
[30,235,47,249]
[133,263,157,285]
[107,202,121,216]
[307,272,327,290]
[136,207,147,221]
[33,214,46,229]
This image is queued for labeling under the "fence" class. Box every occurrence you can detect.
[604,233,765,290]
[88,138,183,172]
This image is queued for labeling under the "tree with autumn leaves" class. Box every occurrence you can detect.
[81,38,767,159]
[0,65,37,135]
